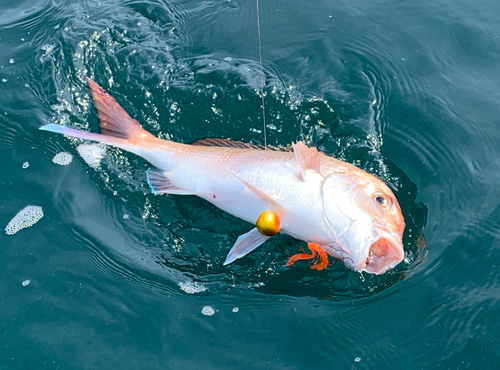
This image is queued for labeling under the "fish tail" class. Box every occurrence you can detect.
[40,79,155,150]
[39,123,131,147]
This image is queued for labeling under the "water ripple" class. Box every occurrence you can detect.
[0,0,56,29]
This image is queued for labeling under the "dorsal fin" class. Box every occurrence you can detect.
[87,79,153,141]
[292,141,322,180]
[192,137,291,152]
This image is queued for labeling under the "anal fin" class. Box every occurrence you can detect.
[223,228,271,265]
[146,168,196,195]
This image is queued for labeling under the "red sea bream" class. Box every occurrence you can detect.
[41,80,406,274]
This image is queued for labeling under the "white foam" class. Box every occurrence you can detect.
[5,205,44,235]
[52,152,73,166]
[179,281,207,294]
[40,44,56,62]
[201,306,215,316]
[76,143,106,169]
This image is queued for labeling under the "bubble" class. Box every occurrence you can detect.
[248,282,265,288]
[232,307,239,313]
[201,306,215,316]
[21,280,30,287]
[52,152,73,166]
[22,162,29,169]
[76,143,106,169]
[211,106,222,116]
[179,281,207,294]
[5,206,44,235]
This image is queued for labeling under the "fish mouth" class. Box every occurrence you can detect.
[362,234,404,275]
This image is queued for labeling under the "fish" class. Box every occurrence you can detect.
[40,79,406,275]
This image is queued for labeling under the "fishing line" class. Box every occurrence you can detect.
[255,0,267,149]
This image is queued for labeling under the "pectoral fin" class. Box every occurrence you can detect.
[146,168,197,195]
[229,171,285,216]
[223,228,271,265]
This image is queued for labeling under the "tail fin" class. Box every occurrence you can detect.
[40,123,132,147]
[87,79,152,141]
[40,79,154,148]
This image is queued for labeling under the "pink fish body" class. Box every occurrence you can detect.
[41,80,405,274]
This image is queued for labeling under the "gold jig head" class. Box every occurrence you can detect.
[256,210,280,236]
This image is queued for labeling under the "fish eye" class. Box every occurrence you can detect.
[374,194,392,208]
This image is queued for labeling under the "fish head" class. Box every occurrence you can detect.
[321,167,405,275]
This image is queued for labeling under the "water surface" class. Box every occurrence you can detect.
[1,0,499,368]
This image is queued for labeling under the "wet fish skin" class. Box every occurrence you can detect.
[40,79,405,274]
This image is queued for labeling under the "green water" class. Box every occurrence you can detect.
[0,0,499,368]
